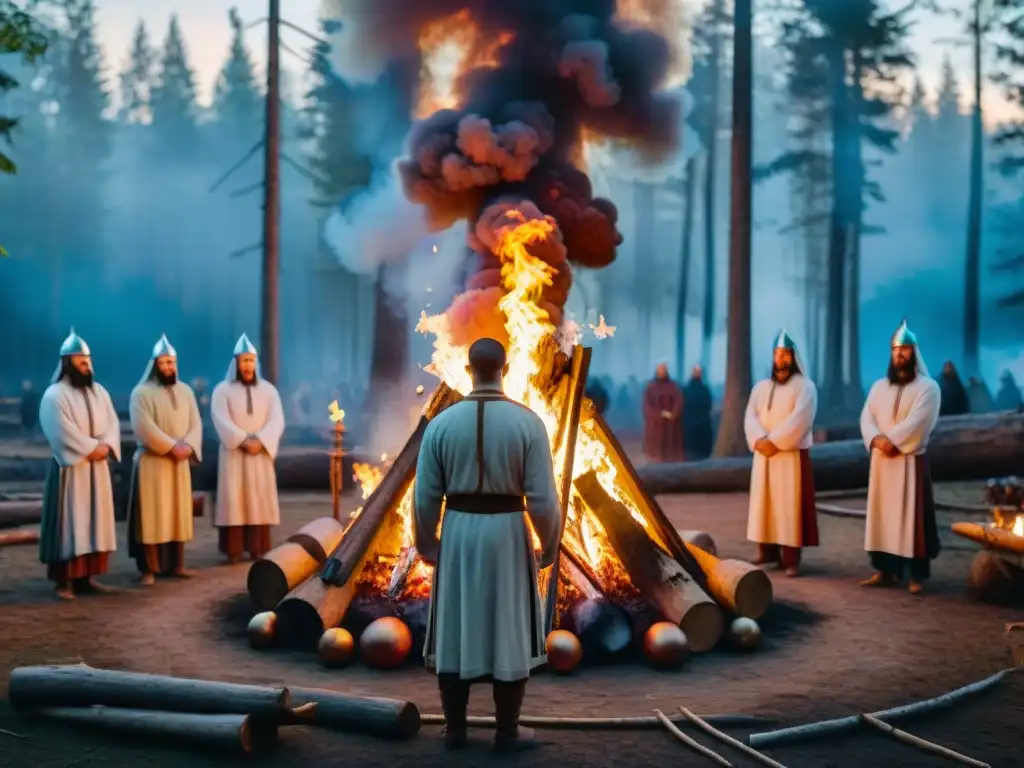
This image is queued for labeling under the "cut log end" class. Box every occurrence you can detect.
[247,561,290,613]
[275,593,331,651]
[678,602,726,654]
[732,569,773,620]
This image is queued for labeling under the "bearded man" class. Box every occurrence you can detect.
[127,335,203,585]
[743,330,819,576]
[37,329,121,600]
[859,320,941,595]
[414,338,561,753]
[210,334,286,564]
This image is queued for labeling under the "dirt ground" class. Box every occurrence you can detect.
[0,488,1021,767]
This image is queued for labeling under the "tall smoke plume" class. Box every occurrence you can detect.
[326,0,683,338]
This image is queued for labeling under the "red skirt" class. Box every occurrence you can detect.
[798,449,820,547]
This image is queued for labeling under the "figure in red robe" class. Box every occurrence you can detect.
[642,363,684,463]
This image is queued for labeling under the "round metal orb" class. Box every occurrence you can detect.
[643,621,690,669]
[727,617,762,652]
[318,627,356,668]
[545,629,583,674]
[247,611,277,650]
[360,617,413,669]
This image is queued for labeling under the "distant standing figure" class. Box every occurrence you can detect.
[211,334,286,564]
[743,331,819,576]
[37,329,121,600]
[128,335,203,585]
[995,370,1023,411]
[937,361,969,416]
[642,362,684,463]
[966,376,995,413]
[683,365,713,459]
[19,379,41,434]
[859,319,941,595]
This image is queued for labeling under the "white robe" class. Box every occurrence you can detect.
[38,381,121,562]
[211,378,285,528]
[744,375,817,547]
[414,391,562,682]
[860,376,941,558]
[129,380,203,545]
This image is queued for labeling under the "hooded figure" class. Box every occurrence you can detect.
[995,370,1023,411]
[683,365,714,459]
[966,375,995,413]
[37,329,121,600]
[937,361,969,416]
[642,362,684,462]
[859,319,941,594]
[127,334,203,585]
[743,329,820,576]
[210,334,286,563]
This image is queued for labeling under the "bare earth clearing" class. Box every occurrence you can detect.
[0,486,1020,767]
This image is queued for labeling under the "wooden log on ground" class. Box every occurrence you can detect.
[639,411,1024,495]
[35,707,266,755]
[965,551,1024,605]
[7,665,291,721]
[286,686,420,740]
[562,547,633,657]
[0,526,39,547]
[0,500,41,530]
[247,517,346,611]
[575,471,724,652]
[683,543,773,620]
[275,384,461,650]
[951,521,1024,555]
[679,530,717,556]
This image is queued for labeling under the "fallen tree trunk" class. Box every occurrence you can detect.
[7,665,291,721]
[639,411,1024,495]
[247,517,346,611]
[34,707,267,755]
[683,543,773,620]
[286,686,420,740]
[0,526,39,547]
[562,546,633,657]
[575,471,724,652]
[0,500,41,530]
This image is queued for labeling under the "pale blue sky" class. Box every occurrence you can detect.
[91,0,1014,122]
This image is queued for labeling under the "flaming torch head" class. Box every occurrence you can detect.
[328,400,346,432]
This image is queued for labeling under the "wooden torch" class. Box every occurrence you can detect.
[327,400,346,522]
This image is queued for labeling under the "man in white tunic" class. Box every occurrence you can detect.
[127,335,203,585]
[744,329,820,576]
[38,329,121,600]
[859,319,941,595]
[210,334,285,564]
[414,338,561,754]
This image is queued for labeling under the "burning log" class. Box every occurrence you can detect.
[639,411,1024,495]
[562,547,633,658]
[274,384,461,650]
[33,707,267,755]
[7,665,291,722]
[683,544,773,620]
[951,521,1024,555]
[575,471,724,653]
[247,517,346,611]
[286,686,420,740]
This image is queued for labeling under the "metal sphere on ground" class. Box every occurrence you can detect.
[545,629,583,674]
[360,617,413,669]
[727,617,762,652]
[247,611,277,650]
[318,627,356,667]
[643,622,690,669]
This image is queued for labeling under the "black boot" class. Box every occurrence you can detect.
[492,679,540,754]
[437,673,470,750]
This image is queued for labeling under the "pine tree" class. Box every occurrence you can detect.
[211,7,260,137]
[118,19,154,124]
[150,14,199,155]
[0,1,48,177]
[936,54,961,120]
[56,1,109,157]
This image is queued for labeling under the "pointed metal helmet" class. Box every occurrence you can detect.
[773,328,797,351]
[890,317,917,348]
[58,327,91,357]
[233,333,258,357]
[151,333,177,359]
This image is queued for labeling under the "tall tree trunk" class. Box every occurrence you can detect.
[844,56,866,408]
[712,0,753,458]
[676,159,698,378]
[701,0,724,368]
[963,0,983,376]
[633,181,656,365]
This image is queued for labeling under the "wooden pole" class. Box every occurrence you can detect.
[261,0,281,383]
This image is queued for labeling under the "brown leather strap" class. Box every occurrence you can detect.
[476,399,485,493]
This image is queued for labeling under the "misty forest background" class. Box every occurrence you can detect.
[1,0,1023,443]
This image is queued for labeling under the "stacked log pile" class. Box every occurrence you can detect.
[7,664,420,755]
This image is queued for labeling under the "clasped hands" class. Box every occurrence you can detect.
[86,444,111,461]
[240,436,263,455]
[870,435,902,457]
[169,441,193,461]
[660,410,673,420]
[754,437,779,458]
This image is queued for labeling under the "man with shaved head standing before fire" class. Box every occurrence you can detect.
[859,319,941,594]
[414,337,562,753]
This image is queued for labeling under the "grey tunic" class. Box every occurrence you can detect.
[414,387,561,681]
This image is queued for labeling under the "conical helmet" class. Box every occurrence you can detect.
[58,327,91,357]
[773,328,797,351]
[233,333,258,357]
[151,333,177,359]
[890,318,917,348]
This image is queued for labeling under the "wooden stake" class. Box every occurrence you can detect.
[654,709,732,766]
[678,706,788,768]
[860,714,990,768]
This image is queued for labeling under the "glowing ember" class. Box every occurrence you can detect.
[327,401,345,426]
[1014,516,1024,537]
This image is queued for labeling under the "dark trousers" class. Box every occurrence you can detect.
[758,543,801,569]
[870,551,930,581]
[437,673,527,738]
